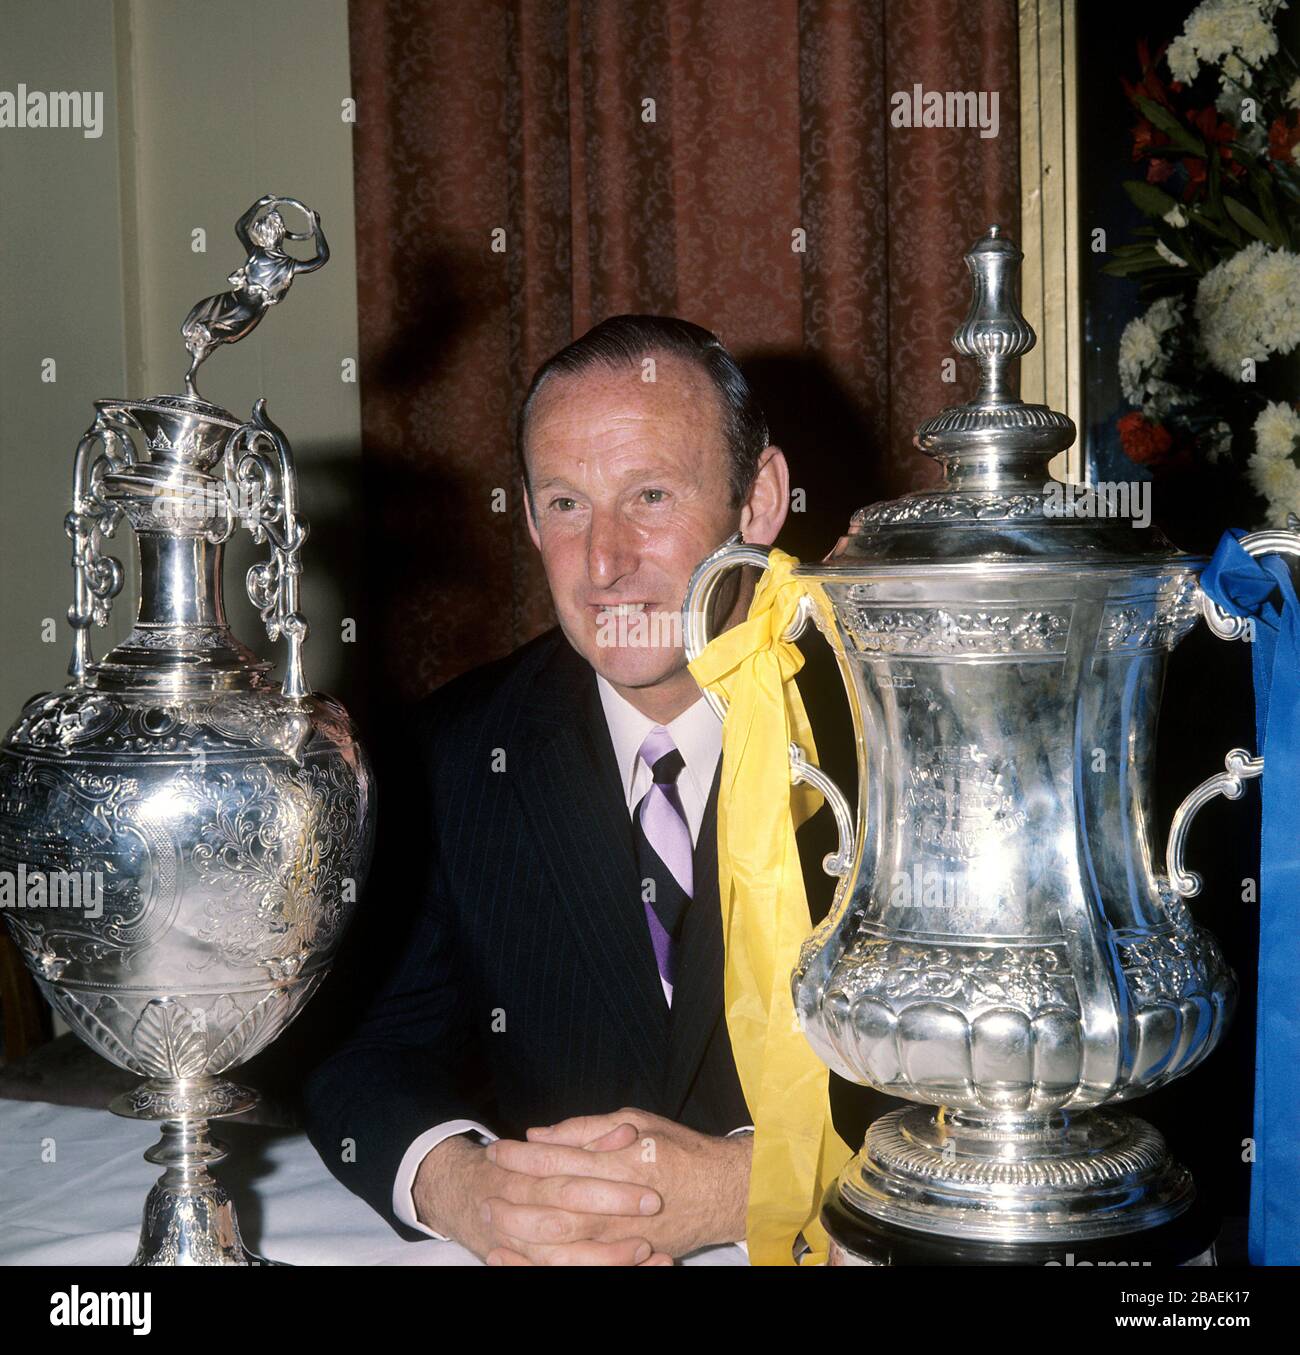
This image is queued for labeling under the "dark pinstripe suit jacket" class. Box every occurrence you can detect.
[303,626,751,1238]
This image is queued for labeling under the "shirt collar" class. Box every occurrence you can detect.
[595,673,722,808]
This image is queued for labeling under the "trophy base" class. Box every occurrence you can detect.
[823,1185,1219,1266]
[131,1173,286,1267]
[110,1076,287,1267]
[831,1104,1202,1252]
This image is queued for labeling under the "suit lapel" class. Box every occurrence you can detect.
[510,638,671,1094]
[663,761,727,1115]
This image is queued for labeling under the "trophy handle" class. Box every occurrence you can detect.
[221,399,312,700]
[65,411,133,684]
[1164,526,1300,897]
[683,538,855,879]
[1165,749,1263,898]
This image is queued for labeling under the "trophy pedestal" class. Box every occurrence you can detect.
[111,1077,285,1266]
[823,1186,1219,1266]
[823,1105,1217,1266]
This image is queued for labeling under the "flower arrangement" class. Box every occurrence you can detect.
[1107,0,1300,522]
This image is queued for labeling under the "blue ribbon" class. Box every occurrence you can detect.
[1199,529,1300,1266]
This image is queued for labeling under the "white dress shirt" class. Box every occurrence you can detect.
[393,675,753,1241]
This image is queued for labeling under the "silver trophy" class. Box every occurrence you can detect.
[686,227,1297,1262]
[0,196,374,1265]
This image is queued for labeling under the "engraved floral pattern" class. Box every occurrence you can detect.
[7,691,117,750]
[834,940,1079,1014]
[1118,927,1227,1005]
[842,605,1072,655]
[1097,575,1201,652]
[850,491,1047,531]
[0,757,145,968]
[1,700,372,1086]
[183,759,366,975]
[124,626,230,651]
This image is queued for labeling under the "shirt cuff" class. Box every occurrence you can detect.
[726,1125,754,1255]
[393,1118,498,1240]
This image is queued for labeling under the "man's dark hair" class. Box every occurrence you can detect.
[516,314,769,510]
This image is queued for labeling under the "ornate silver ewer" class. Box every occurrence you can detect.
[686,227,1298,1264]
[0,196,374,1264]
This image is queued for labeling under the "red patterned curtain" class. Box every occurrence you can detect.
[348,0,1020,701]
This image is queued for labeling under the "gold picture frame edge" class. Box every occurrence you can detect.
[1019,0,1084,484]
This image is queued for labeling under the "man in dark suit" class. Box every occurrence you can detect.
[304,315,790,1264]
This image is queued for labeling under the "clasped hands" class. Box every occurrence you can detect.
[476,1108,751,1265]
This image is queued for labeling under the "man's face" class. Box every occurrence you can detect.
[523,354,740,699]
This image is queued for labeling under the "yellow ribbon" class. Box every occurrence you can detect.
[687,549,853,1265]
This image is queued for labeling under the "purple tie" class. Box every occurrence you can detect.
[633,727,693,1003]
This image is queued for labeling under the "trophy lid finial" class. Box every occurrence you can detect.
[952,226,1037,408]
[179,194,329,400]
[814,226,1185,568]
[913,225,1072,467]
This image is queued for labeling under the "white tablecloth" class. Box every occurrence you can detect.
[0,1098,747,1267]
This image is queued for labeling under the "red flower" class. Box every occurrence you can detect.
[1123,38,1175,110]
[1268,113,1300,165]
[1132,117,1170,161]
[1119,411,1175,466]
[1124,39,1182,162]
[1188,106,1231,146]
[1183,157,1208,200]
[1190,105,1246,176]
[1178,106,1247,198]
[1147,157,1176,184]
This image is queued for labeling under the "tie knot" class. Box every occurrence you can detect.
[638,727,684,785]
[650,749,684,785]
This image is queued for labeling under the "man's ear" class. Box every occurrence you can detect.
[523,475,541,550]
[739,446,790,546]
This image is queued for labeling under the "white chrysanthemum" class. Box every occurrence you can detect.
[1156,239,1190,267]
[1252,249,1300,347]
[1218,52,1260,114]
[1119,297,1188,416]
[1217,52,1257,113]
[1196,239,1260,315]
[1254,247,1300,299]
[1195,242,1300,377]
[1234,1,1284,65]
[1253,401,1300,462]
[1165,0,1285,83]
[1147,295,1183,337]
[1120,318,1160,402]
[1164,206,1189,227]
[1247,446,1300,517]
[1222,53,1254,85]
[1167,34,1200,83]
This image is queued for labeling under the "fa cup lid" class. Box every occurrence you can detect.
[815,226,1187,571]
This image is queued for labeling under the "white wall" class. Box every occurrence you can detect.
[0,0,363,721]
[1,0,363,1037]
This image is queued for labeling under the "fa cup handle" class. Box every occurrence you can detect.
[683,538,855,879]
[1165,526,1300,897]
